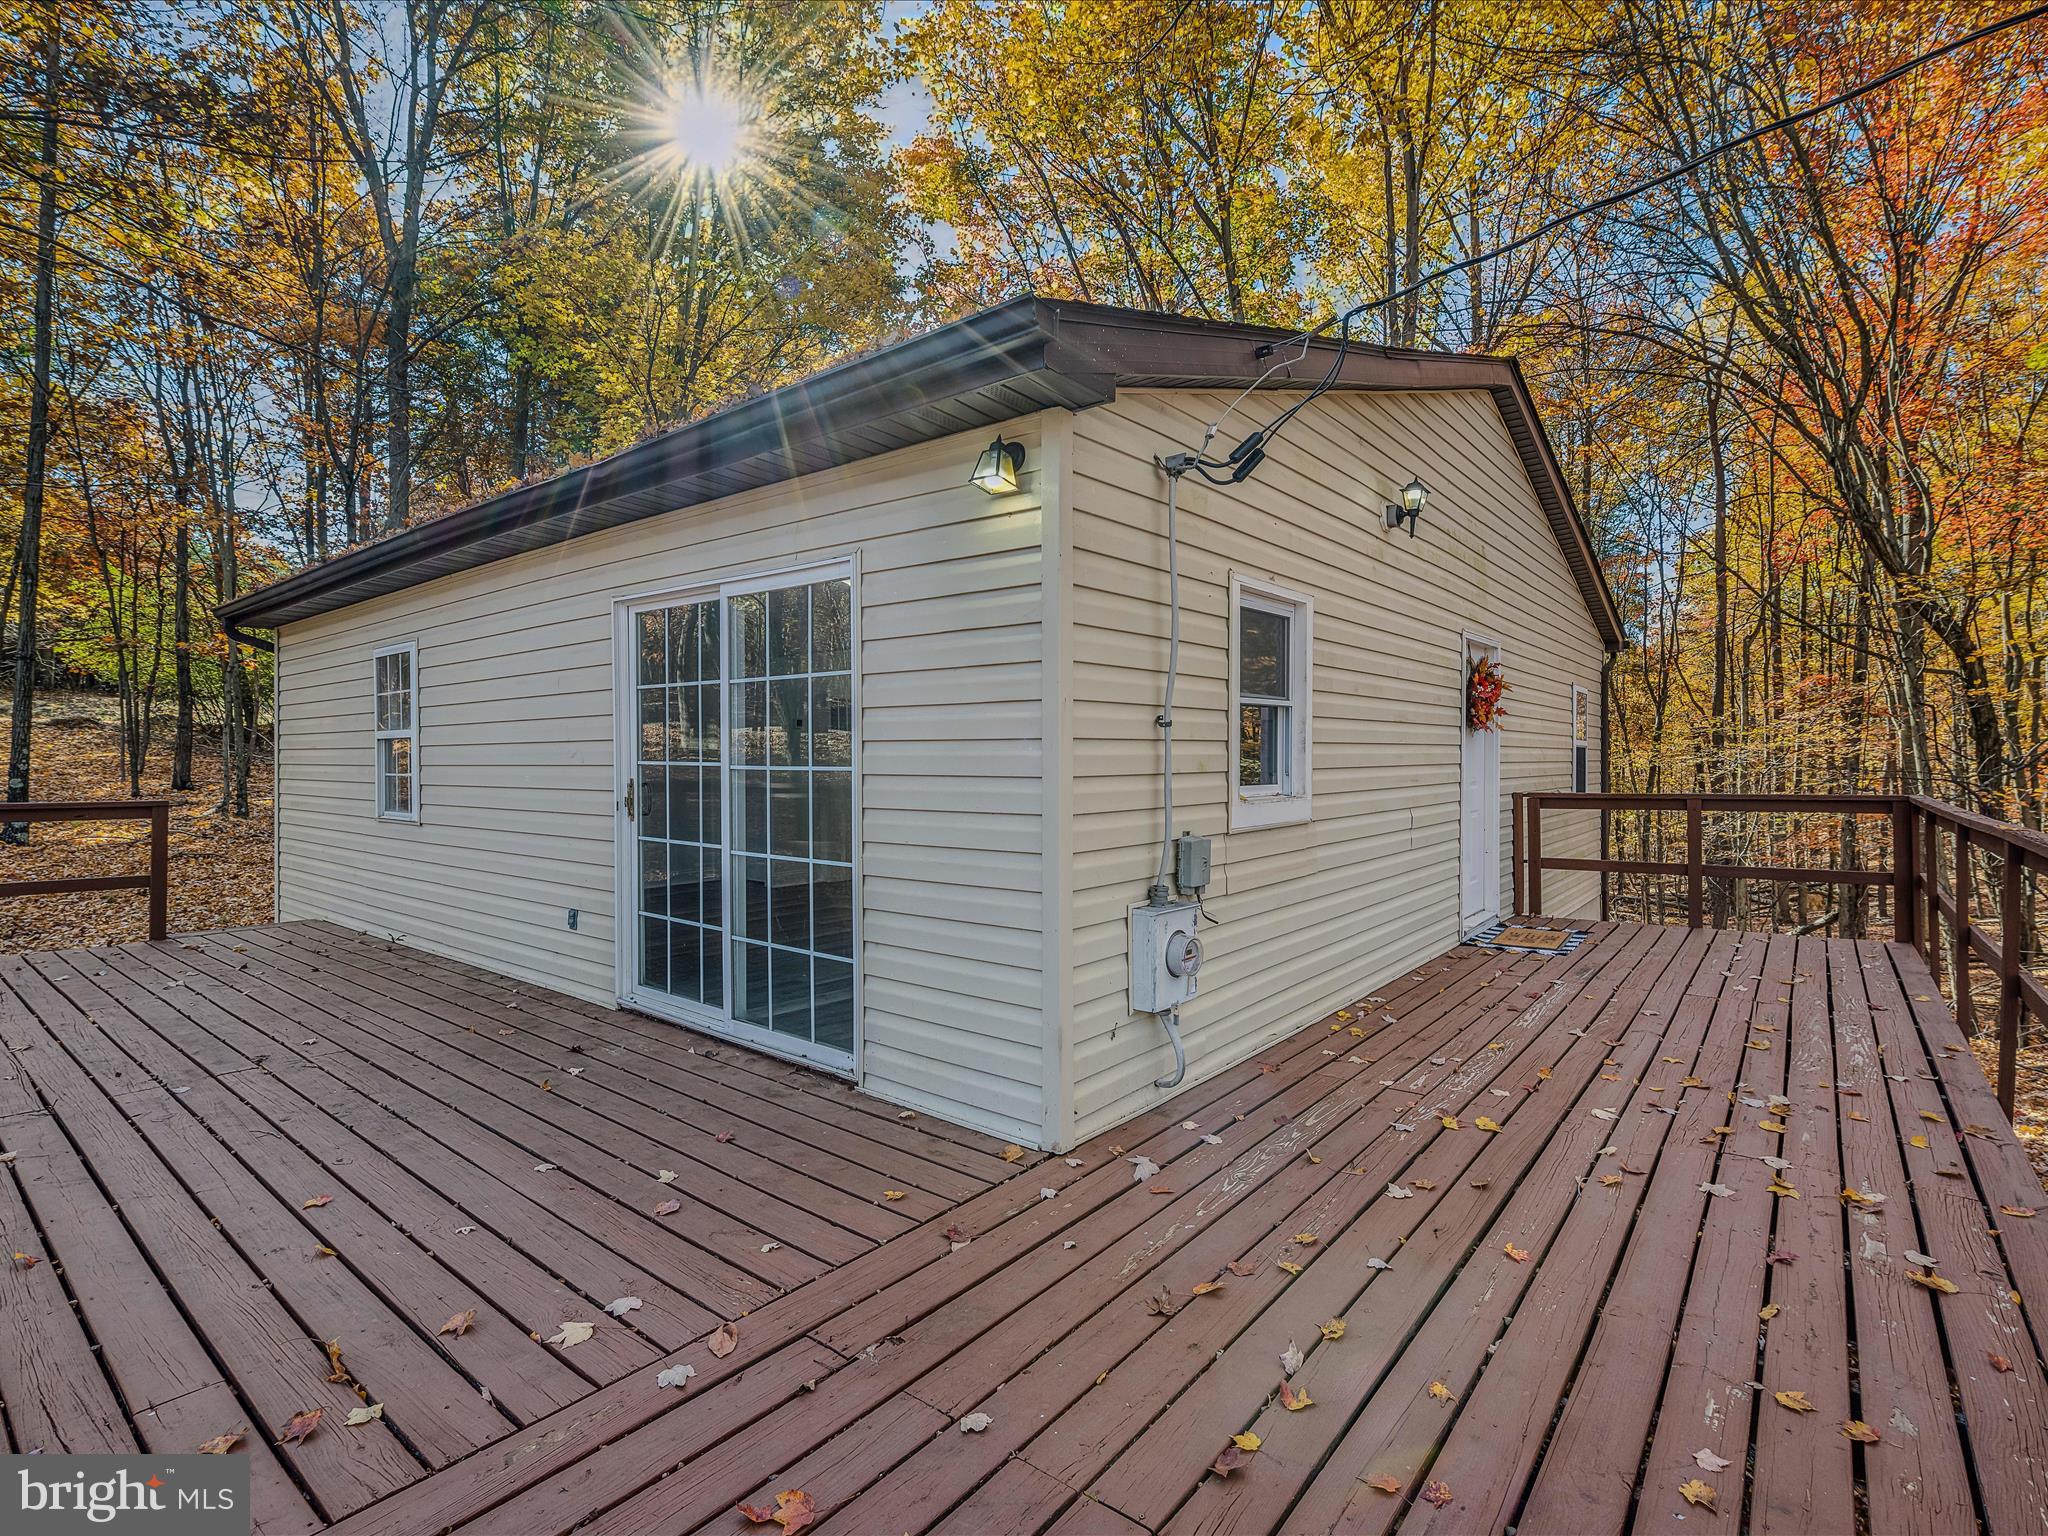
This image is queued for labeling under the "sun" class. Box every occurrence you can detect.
[654,80,758,182]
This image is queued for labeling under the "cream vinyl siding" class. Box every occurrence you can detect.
[273,425,1052,1146]
[1062,388,1606,1141]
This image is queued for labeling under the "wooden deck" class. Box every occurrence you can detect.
[3,920,2045,1534]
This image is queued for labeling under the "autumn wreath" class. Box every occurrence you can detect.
[1467,656,1509,731]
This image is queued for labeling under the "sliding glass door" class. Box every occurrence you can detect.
[624,565,856,1072]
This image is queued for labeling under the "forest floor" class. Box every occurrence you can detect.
[1,691,274,952]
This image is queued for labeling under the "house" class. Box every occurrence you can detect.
[218,299,1624,1151]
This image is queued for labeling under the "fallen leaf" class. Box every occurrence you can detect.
[1210,1444,1247,1478]
[1386,1183,1414,1199]
[1232,1430,1263,1452]
[1679,1477,1717,1510]
[323,1340,348,1383]
[1428,1380,1455,1402]
[1280,1380,1314,1410]
[1130,1156,1159,1183]
[710,1320,739,1356]
[533,1163,557,1173]
[1366,1473,1403,1494]
[714,1130,732,1143]
[2002,1205,2038,1218]
[1475,1116,1502,1133]
[1192,1279,1227,1297]
[1907,1270,1959,1295]
[344,1404,383,1427]
[1766,1249,1797,1265]
[958,1412,993,1433]
[1905,1249,1937,1266]
[657,1363,696,1390]
[1421,1479,1453,1509]
[657,1170,678,1183]
[1504,1242,1532,1263]
[1442,1115,1460,1130]
[196,1428,246,1455]
[1700,1182,1734,1198]
[10,1252,39,1269]
[1320,1317,1347,1340]
[1760,1118,1787,1133]
[1293,1231,1318,1245]
[882,1189,906,1202]
[1768,1181,1800,1199]
[1842,1420,1881,1444]
[1277,1260,1304,1275]
[1759,1302,1780,1321]
[547,1321,594,1349]
[1227,1258,1257,1277]
[653,1199,682,1217]
[1002,1144,1025,1162]
[1280,1341,1305,1375]
[1693,1447,1732,1473]
[604,1296,642,1317]
[1920,1111,1946,1124]
[439,1309,476,1337]
[1040,1187,1058,1200]
[1909,1135,1930,1149]
[1599,1173,1623,1187]
[300,1195,332,1210]
[1774,1390,1815,1413]
[277,1408,323,1446]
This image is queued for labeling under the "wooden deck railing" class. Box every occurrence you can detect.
[1,799,170,941]
[1513,791,2048,1117]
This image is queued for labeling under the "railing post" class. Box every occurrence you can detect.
[1999,842,2022,1117]
[1922,805,1942,984]
[1598,805,1610,923]
[1892,797,1916,949]
[1511,793,1524,917]
[148,802,169,942]
[1685,796,1704,927]
[1527,797,1544,920]
[1954,825,1975,1037]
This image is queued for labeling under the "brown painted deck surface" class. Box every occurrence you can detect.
[2,920,2045,1534]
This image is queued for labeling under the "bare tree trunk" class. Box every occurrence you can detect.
[5,20,61,841]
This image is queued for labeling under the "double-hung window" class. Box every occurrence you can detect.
[1230,574,1313,830]
[374,642,419,821]
[1572,684,1591,793]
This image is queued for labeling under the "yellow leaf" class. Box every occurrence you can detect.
[1759,1302,1780,1321]
[1504,1242,1532,1263]
[1760,1118,1786,1133]
[1747,1039,1771,1051]
[1909,1135,1930,1149]
[1002,1145,1025,1162]
[1475,1116,1502,1132]
[1768,1181,1799,1198]
[1919,1111,1945,1124]
[883,1190,907,1201]
[1320,1317,1346,1341]
[1679,1478,1717,1510]
[1294,1232,1318,1245]
[1442,1116,1460,1130]
[1191,1279,1225,1296]
[1537,1066,1552,1080]
[1599,1173,1623,1186]
[1907,1269,1960,1294]
[1774,1390,1815,1413]
[1428,1380,1455,1401]
[1280,1381,1314,1411]
[1843,1420,1881,1444]
[1232,1430,1262,1451]
[1277,1260,1303,1275]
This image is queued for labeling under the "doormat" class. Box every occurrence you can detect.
[1465,922,1583,955]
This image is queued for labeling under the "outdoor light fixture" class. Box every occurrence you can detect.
[1384,476,1430,536]
[970,436,1026,495]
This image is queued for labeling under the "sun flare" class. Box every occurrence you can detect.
[653,81,757,182]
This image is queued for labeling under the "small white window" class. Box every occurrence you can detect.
[374,642,419,821]
[1229,574,1312,830]
[1572,684,1591,793]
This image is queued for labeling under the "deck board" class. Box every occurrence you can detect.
[3,920,2045,1535]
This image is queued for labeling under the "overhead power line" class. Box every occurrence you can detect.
[1182,0,2048,487]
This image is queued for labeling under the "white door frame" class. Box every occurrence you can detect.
[1460,632,1503,933]
[610,554,863,1079]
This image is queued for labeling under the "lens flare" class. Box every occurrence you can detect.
[657,82,755,180]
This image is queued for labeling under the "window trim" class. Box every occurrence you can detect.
[372,640,420,823]
[1572,683,1591,793]
[1228,573,1314,831]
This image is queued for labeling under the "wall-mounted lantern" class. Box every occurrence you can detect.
[1384,476,1430,537]
[969,436,1025,495]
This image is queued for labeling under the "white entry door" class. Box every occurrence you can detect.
[618,564,858,1075]
[1460,637,1502,930]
